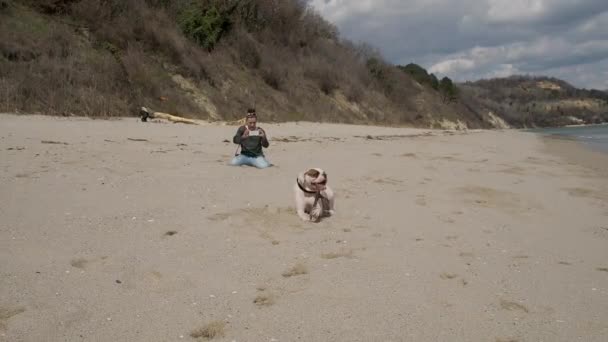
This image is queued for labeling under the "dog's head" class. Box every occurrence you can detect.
[298,168,328,192]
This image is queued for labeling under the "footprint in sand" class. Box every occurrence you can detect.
[321,249,354,260]
[440,273,458,280]
[496,163,528,175]
[440,272,467,286]
[207,213,231,222]
[282,262,308,278]
[0,306,26,331]
[499,299,529,313]
[190,320,227,340]
[596,267,608,273]
[374,178,402,185]
[455,185,541,214]
[253,294,276,307]
[259,231,279,245]
[253,286,277,307]
[70,258,89,269]
[415,195,427,206]
[563,187,607,202]
[583,226,608,240]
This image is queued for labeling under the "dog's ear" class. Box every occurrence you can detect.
[305,169,320,179]
[314,169,327,182]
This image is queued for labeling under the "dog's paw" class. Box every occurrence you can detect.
[297,212,315,222]
[309,214,321,222]
[328,210,335,216]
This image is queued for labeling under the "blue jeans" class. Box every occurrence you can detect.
[230,154,271,169]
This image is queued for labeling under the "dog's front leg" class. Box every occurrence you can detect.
[325,189,335,216]
[295,194,313,221]
[297,208,312,221]
[328,198,335,216]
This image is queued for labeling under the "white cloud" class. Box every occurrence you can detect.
[308,0,608,89]
[574,11,608,37]
[485,0,546,23]
[429,58,476,74]
[488,64,521,78]
[428,36,608,83]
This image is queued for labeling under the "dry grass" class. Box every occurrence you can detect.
[282,262,308,277]
[190,320,226,340]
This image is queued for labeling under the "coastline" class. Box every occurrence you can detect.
[540,133,608,178]
[563,122,608,128]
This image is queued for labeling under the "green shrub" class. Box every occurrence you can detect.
[398,63,440,90]
[178,4,229,50]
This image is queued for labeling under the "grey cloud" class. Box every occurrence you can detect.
[309,0,608,89]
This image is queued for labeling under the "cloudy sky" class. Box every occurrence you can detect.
[308,0,608,90]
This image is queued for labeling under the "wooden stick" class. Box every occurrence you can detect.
[151,111,199,125]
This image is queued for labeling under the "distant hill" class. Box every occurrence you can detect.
[458,75,608,128]
[0,0,496,129]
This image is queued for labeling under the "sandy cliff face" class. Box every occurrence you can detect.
[0,1,496,128]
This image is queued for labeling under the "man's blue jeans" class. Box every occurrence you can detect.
[230,154,271,169]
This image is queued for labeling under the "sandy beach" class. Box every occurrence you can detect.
[1,113,607,342]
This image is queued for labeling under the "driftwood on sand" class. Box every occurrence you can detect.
[139,107,199,125]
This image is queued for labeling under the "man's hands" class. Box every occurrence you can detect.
[241,127,265,139]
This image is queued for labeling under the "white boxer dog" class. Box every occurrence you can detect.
[294,168,335,222]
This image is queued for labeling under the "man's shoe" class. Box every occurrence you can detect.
[140,107,151,122]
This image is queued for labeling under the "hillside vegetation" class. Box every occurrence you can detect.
[0,0,494,128]
[1,0,606,128]
[459,76,608,127]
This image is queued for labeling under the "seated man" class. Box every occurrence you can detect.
[230,109,272,168]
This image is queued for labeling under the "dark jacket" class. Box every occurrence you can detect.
[233,126,269,157]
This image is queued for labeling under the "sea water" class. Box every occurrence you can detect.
[528,124,608,154]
